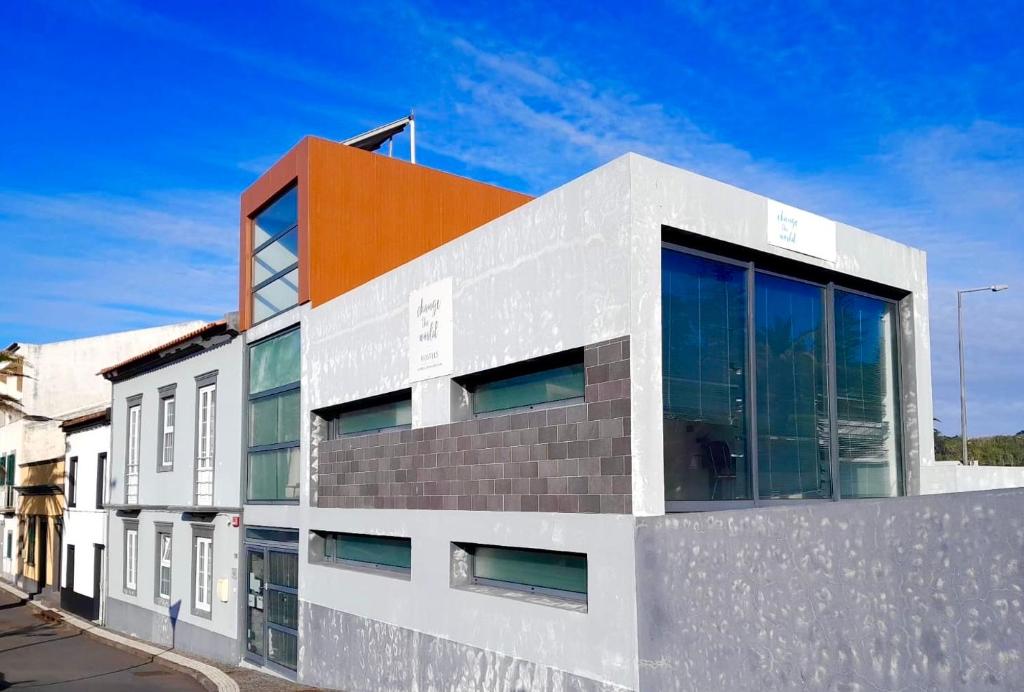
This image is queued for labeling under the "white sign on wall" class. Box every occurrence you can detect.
[408,277,453,382]
[766,200,837,263]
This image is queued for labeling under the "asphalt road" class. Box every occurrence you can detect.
[0,589,204,690]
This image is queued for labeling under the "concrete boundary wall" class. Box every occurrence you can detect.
[920,461,1024,495]
[635,489,1024,691]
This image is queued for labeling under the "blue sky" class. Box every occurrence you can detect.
[0,1,1021,435]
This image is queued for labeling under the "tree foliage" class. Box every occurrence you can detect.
[0,350,24,415]
[935,429,1024,466]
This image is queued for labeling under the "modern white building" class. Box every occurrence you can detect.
[102,316,245,664]
[228,137,934,689]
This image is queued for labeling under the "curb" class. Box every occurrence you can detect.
[0,580,239,692]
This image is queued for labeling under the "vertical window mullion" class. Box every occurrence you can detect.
[746,262,760,505]
[826,283,841,501]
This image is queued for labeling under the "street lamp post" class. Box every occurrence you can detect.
[957,285,1009,466]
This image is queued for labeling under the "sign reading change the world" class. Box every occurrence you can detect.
[766,200,837,263]
[408,277,453,382]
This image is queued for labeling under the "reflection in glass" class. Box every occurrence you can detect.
[249,330,300,395]
[252,268,299,324]
[335,398,411,436]
[247,448,300,501]
[252,228,298,286]
[755,273,831,499]
[835,291,902,497]
[249,390,300,447]
[472,363,584,415]
[334,534,412,570]
[268,628,298,670]
[253,186,298,247]
[246,550,265,656]
[662,249,750,501]
[473,545,587,595]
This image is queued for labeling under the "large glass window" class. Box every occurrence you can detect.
[834,290,902,497]
[662,244,904,507]
[247,328,300,502]
[251,186,299,324]
[755,273,831,499]
[662,251,750,501]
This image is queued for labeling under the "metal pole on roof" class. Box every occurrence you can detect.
[957,284,1009,466]
[409,111,416,164]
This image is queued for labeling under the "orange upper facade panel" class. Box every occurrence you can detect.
[238,136,533,330]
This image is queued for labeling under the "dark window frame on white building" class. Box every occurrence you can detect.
[194,370,218,507]
[451,542,588,607]
[246,326,301,504]
[191,524,214,619]
[322,389,412,439]
[157,384,177,472]
[313,531,412,578]
[123,520,139,596]
[250,185,299,326]
[661,234,907,513]
[458,348,586,417]
[125,394,142,504]
[154,523,173,606]
[67,455,78,508]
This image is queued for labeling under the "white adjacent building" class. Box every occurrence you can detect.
[59,407,111,620]
[0,322,204,598]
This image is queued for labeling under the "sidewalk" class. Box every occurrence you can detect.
[0,580,318,691]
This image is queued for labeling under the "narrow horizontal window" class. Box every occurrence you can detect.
[461,350,585,415]
[462,543,587,600]
[320,390,412,438]
[319,532,411,573]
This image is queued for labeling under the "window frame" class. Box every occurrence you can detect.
[459,348,586,418]
[250,184,299,327]
[96,452,107,509]
[123,521,138,596]
[323,390,413,439]
[191,526,214,618]
[26,516,36,567]
[315,531,412,577]
[125,395,142,504]
[454,542,588,605]
[246,326,301,504]
[194,372,218,507]
[67,455,78,508]
[154,525,172,605]
[661,240,905,512]
[157,385,176,471]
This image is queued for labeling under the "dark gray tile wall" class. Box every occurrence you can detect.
[317,336,631,513]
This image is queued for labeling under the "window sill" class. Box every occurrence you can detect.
[312,558,411,582]
[452,581,587,613]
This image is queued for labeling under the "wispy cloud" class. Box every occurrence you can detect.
[0,189,238,255]
[0,188,237,342]
[356,3,1024,435]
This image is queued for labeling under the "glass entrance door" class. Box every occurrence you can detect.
[245,542,298,674]
[245,549,266,659]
